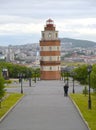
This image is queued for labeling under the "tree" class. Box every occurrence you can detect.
[0,77,5,108]
[90,64,96,91]
[74,65,88,85]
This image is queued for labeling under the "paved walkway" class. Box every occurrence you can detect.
[0,80,89,130]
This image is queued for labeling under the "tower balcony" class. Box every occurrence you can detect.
[40,60,60,65]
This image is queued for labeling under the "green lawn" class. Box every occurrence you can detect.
[70,93,96,130]
[0,93,24,119]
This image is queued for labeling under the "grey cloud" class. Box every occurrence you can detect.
[0,0,96,45]
[0,0,96,19]
[87,24,96,28]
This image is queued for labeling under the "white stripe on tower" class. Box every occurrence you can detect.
[41,66,61,71]
[40,46,61,51]
[40,56,60,61]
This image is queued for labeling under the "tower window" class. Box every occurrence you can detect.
[49,46,51,51]
[41,47,43,51]
[41,56,43,60]
[50,66,52,70]
[50,56,52,61]
[57,56,59,61]
[57,46,59,50]
[56,33,58,38]
[48,33,51,38]
[42,33,44,38]
[41,66,43,70]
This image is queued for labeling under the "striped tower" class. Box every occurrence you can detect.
[40,19,61,80]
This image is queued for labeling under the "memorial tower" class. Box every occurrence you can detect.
[40,19,61,80]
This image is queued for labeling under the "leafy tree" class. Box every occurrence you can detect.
[82,86,88,96]
[74,65,88,85]
[0,77,5,108]
[90,64,96,91]
[36,68,40,80]
[0,61,40,81]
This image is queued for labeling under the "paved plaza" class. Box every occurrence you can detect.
[0,80,89,130]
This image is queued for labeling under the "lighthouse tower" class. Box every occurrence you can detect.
[40,19,61,80]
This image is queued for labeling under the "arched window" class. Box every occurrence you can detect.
[48,33,52,38]
[41,46,43,51]
[42,33,44,38]
[50,56,52,61]
[49,46,51,51]
[41,56,43,60]
[57,56,59,61]
[57,46,59,50]
[50,66,52,70]
[56,33,58,38]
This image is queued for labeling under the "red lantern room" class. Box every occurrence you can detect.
[46,19,54,25]
[45,19,55,31]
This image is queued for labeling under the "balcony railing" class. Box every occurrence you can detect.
[40,60,60,65]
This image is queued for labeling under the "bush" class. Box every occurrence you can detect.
[0,77,5,108]
[83,86,88,96]
[93,88,96,94]
[5,80,12,84]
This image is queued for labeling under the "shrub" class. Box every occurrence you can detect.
[83,86,88,96]
[0,77,5,108]
[5,80,12,84]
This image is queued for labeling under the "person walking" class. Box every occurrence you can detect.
[63,83,69,96]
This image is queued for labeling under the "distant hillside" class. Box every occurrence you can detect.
[60,38,96,48]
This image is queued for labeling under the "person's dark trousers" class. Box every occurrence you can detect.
[64,91,68,96]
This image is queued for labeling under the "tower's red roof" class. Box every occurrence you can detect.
[46,19,54,25]
[46,19,53,23]
[45,18,55,30]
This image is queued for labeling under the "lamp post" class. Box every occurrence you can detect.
[20,76,23,94]
[18,73,25,94]
[71,72,75,94]
[29,78,31,87]
[61,69,63,80]
[72,77,75,93]
[87,65,92,109]
[35,70,37,83]
[65,68,69,86]
[64,67,69,85]
[37,69,40,81]
[67,71,69,85]
[26,70,32,87]
[61,69,64,81]
[63,70,65,81]
[28,72,32,87]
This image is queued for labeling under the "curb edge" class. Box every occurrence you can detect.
[69,95,91,130]
[0,94,25,123]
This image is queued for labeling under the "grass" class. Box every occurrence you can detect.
[4,78,19,88]
[70,93,96,130]
[0,93,24,119]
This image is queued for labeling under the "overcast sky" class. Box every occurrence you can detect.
[0,0,96,46]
